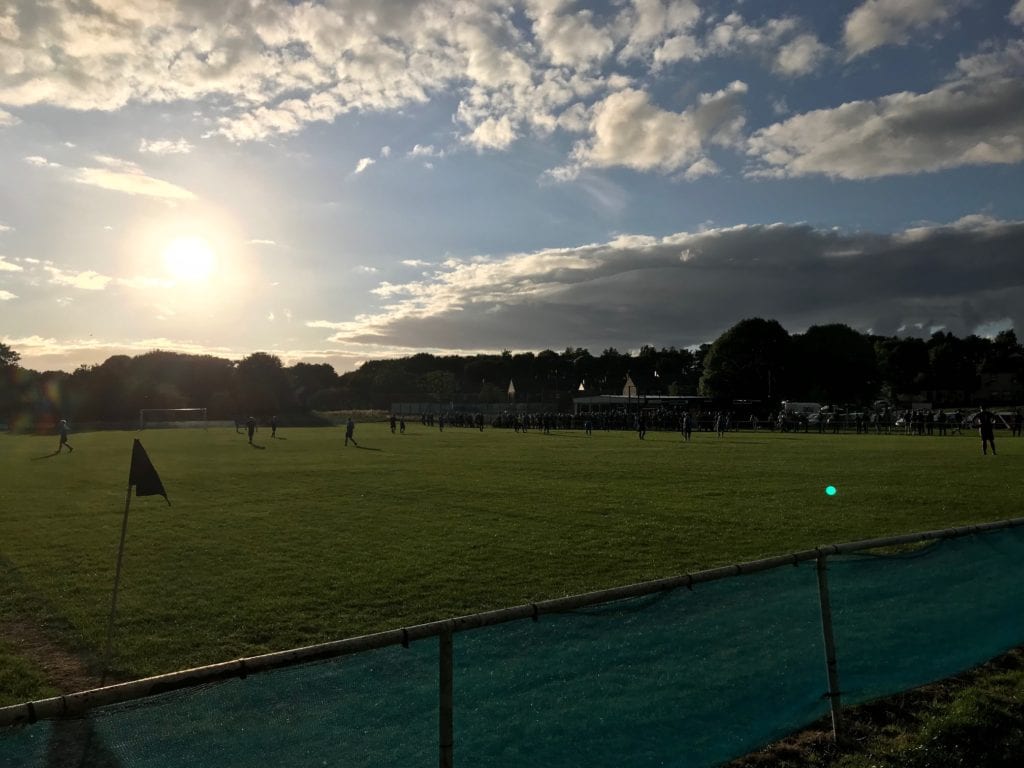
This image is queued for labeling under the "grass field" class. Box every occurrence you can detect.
[0,422,1020,711]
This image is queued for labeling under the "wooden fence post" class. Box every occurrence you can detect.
[440,623,454,768]
[816,553,845,742]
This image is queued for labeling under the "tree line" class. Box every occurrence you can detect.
[1,319,1021,427]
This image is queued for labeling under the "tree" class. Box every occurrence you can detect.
[0,342,19,369]
[0,343,22,422]
[699,318,791,401]
[927,332,981,405]
[236,352,291,414]
[875,337,929,401]
[793,324,879,405]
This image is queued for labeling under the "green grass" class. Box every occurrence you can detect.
[0,423,1019,711]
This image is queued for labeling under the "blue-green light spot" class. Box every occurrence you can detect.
[825,485,837,496]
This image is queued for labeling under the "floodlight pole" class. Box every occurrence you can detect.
[102,486,133,685]
[815,553,845,743]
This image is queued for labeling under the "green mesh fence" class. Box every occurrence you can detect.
[3,526,1024,768]
[829,527,1024,707]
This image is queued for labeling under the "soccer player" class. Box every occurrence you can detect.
[978,407,996,456]
[246,416,257,444]
[57,419,73,453]
[271,415,278,438]
[345,417,358,446]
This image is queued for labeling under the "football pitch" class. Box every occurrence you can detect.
[0,422,1018,706]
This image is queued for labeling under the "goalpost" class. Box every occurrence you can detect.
[139,408,208,430]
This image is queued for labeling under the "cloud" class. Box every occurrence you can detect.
[529,0,615,69]
[73,157,196,199]
[139,138,194,154]
[1013,0,1024,25]
[552,81,746,178]
[651,12,825,77]
[45,266,113,290]
[747,41,1024,179]
[248,239,277,246]
[306,216,1024,353]
[401,259,431,267]
[407,144,444,158]
[774,33,827,76]
[0,256,23,271]
[24,155,60,167]
[0,108,18,126]
[0,290,16,300]
[0,223,12,232]
[0,0,802,169]
[354,157,375,174]
[843,0,965,58]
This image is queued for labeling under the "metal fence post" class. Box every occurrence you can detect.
[440,623,454,768]
[816,553,845,742]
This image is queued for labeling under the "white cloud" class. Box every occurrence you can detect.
[747,41,1024,179]
[24,155,59,167]
[248,239,277,246]
[465,115,517,151]
[774,33,827,76]
[408,144,444,158]
[0,223,11,232]
[0,108,18,127]
[843,0,965,59]
[618,0,701,62]
[684,157,720,180]
[401,259,431,267]
[554,81,746,178]
[1013,0,1024,25]
[354,157,375,174]
[73,157,197,199]
[0,256,23,271]
[528,1,615,69]
[45,266,113,290]
[139,138,194,154]
[380,145,391,158]
[355,265,379,274]
[0,290,17,300]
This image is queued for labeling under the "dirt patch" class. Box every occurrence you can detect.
[1,618,110,696]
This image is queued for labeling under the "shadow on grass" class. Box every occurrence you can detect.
[31,451,62,461]
[355,445,383,452]
[249,443,267,450]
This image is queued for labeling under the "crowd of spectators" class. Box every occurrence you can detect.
[403,405,1024,437]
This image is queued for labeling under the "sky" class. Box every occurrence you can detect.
[1,0,1023,375]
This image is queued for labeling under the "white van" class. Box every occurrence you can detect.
[781,401,823,419]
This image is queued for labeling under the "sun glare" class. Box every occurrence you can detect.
[162,236,215,282]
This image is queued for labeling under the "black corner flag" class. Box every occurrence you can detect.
[129,438,170,505]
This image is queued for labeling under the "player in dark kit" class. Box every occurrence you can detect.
[978,407,996,455]
[58,419,73,453]
[246,416,257,444]
[345,417,358,446]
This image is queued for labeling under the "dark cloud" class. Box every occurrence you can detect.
[320,217,1024,350]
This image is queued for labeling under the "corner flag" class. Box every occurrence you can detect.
[104,439,170,682]
[129,439,169,504]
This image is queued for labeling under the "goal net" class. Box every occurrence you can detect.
[139,408,208,430]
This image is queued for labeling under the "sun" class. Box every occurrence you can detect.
[162,236,215,282]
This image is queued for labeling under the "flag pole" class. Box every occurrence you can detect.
[102,485,134,685]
